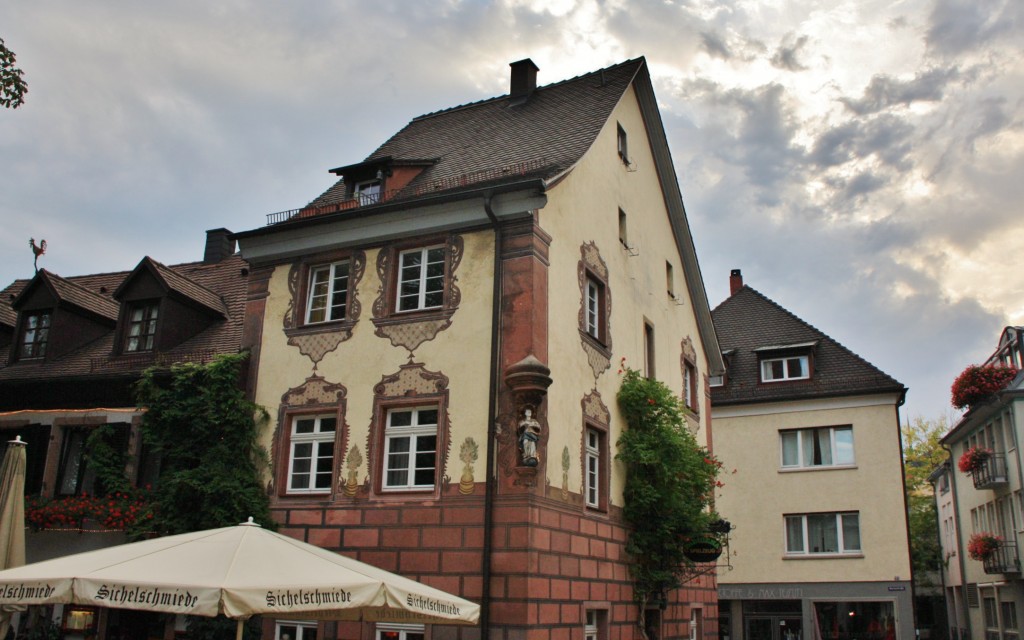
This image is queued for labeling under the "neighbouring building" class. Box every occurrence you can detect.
[0,228,247,637]
[232,58,726,640]
[710,270,913,640]
[933,326,1024,640]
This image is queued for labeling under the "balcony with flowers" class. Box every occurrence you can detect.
[958,445,1008,489]
[969,532,1022,575]
[951,364,1018,412]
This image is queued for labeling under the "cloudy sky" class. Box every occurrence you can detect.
[2,0,1021,423]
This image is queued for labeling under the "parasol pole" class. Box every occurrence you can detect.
[236,618,243,640]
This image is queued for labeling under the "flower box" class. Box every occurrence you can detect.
[968,532,1002,561]
[951,364,1018,410]
[958,446,993,473]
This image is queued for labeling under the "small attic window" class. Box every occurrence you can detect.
[354,179,382,206]
[617,123,629,164]
[124,301,160,352]
[755,341,816,383]
[18,311,51,359]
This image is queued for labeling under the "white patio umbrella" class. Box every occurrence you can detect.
[0,437,27,637]
[0,518,479,639]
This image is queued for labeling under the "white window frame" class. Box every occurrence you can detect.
[396,246,446,313]
[305,260,350,324]
[125,302,159,352]
[354,179,382,205]
[780,426,854,469]
[760,355,809,382]
[785,512,861,555]
[383,406,438,491]
[276,621,318,640]
[586,278,601,339]
[585,428,601,508]
[286,414,337,494]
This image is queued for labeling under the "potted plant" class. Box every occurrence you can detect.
[951,364,1018,410]
[958,445,993,474]
[967,532,1002,561]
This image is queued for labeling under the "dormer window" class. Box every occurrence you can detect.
[125,301,159,352]
[19,311,51,359]
[761,355,809,382]
[354,179,382,206]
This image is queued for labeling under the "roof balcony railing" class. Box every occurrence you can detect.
[983,539,1021,575]
[971,453,1009,489]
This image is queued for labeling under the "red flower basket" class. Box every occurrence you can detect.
[951,364,1018,410]
[958,446,993,473]
[967,532,1002,561]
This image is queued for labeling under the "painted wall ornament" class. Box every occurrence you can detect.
[459,437,479,494]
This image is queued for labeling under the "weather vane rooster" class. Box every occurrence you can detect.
[29,238,46,273]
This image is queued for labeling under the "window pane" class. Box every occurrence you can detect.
[389,411,413,427]
[834,428,854,464]
[770,360,785,379]
[815,428,832,465]
[319,418,337,433]
[785,516,804,552]
[294,419,315,434]
[781,432,799,466]
[417,409,438,425]
[807,514,839,553]
[787,357,804,377]
[842,513,860,551]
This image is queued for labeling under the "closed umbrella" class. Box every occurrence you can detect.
[0,437,26,637]
[0,517,478,639]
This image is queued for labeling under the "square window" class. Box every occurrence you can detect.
[125,302,159,352]
[760,355,810,382]
[383,407,438,490]
[19,311,51,359]
[396,246,446,313]
[286,415,336,493]
[305,261,350,324]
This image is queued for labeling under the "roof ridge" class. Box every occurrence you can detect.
[407,57,645,124]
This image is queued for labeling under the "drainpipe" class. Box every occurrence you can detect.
[942,442,972,640]
[895,399,919,637]
[480,192,503,640]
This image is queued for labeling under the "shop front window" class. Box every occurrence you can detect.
[813,601,895,640]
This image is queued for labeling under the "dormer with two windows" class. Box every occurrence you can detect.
[755,341,818,385]
[8,270,119,364]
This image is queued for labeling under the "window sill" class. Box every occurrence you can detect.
[778,465,858,473]
[579,330,611,358]
[285,319,356,338]
[783,552,864,560]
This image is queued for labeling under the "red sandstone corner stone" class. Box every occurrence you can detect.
[507,526,529,548]
[307,527,341,548]
[570,535,589,555]
[344,528,380,547]
[579,519,598,536]
[550,531,571,553]
[560,513,581,532]
[561,603,581,624]
[550,578,571,599]
[324,509,362,526]
[531,527,551,550]
[538,509,560,529]
[538,553,560,576]
[538,603,560,625]
[492,504,530,524]
[288,509,323,525]
[526,576,550,598]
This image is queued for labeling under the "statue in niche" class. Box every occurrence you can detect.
[518,408,541,467]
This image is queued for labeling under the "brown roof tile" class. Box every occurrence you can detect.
[711,285,905,406]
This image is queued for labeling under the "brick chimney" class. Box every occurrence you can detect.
[729,269,743,296]
[204,228,236,264]
[509,58,539,100]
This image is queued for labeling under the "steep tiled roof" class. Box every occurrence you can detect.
[139,258,229,317]
[306,58,644,208]
[0,254,247,381]
[711,285,905,406]
[26,270,120,322]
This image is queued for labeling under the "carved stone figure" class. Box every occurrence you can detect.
[518,408,541,467]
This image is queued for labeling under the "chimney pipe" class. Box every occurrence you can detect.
[204,228,235,264]
[729,269,743,296]
[509,58,539,100]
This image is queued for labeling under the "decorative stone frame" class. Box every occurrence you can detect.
[366,362,452,499]
[283,249,367,364]
[274,375,348,499]
[578,242,612,378]
[371,234,464,352]
[581,390,611,513]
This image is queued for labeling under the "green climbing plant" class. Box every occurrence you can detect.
[616,367,723,631]
[135,352,274,536]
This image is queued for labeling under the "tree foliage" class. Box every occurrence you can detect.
[135,353,274,535]
[901,414,951,585]
[0,37,27,109]
[616,368,722,616]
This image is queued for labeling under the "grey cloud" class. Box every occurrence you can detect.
[926,0,1024,57]
[770,34,809,71]
[840,67,958,115]
[701,31,733,60]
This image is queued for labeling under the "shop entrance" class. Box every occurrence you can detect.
[745,616,802,640]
